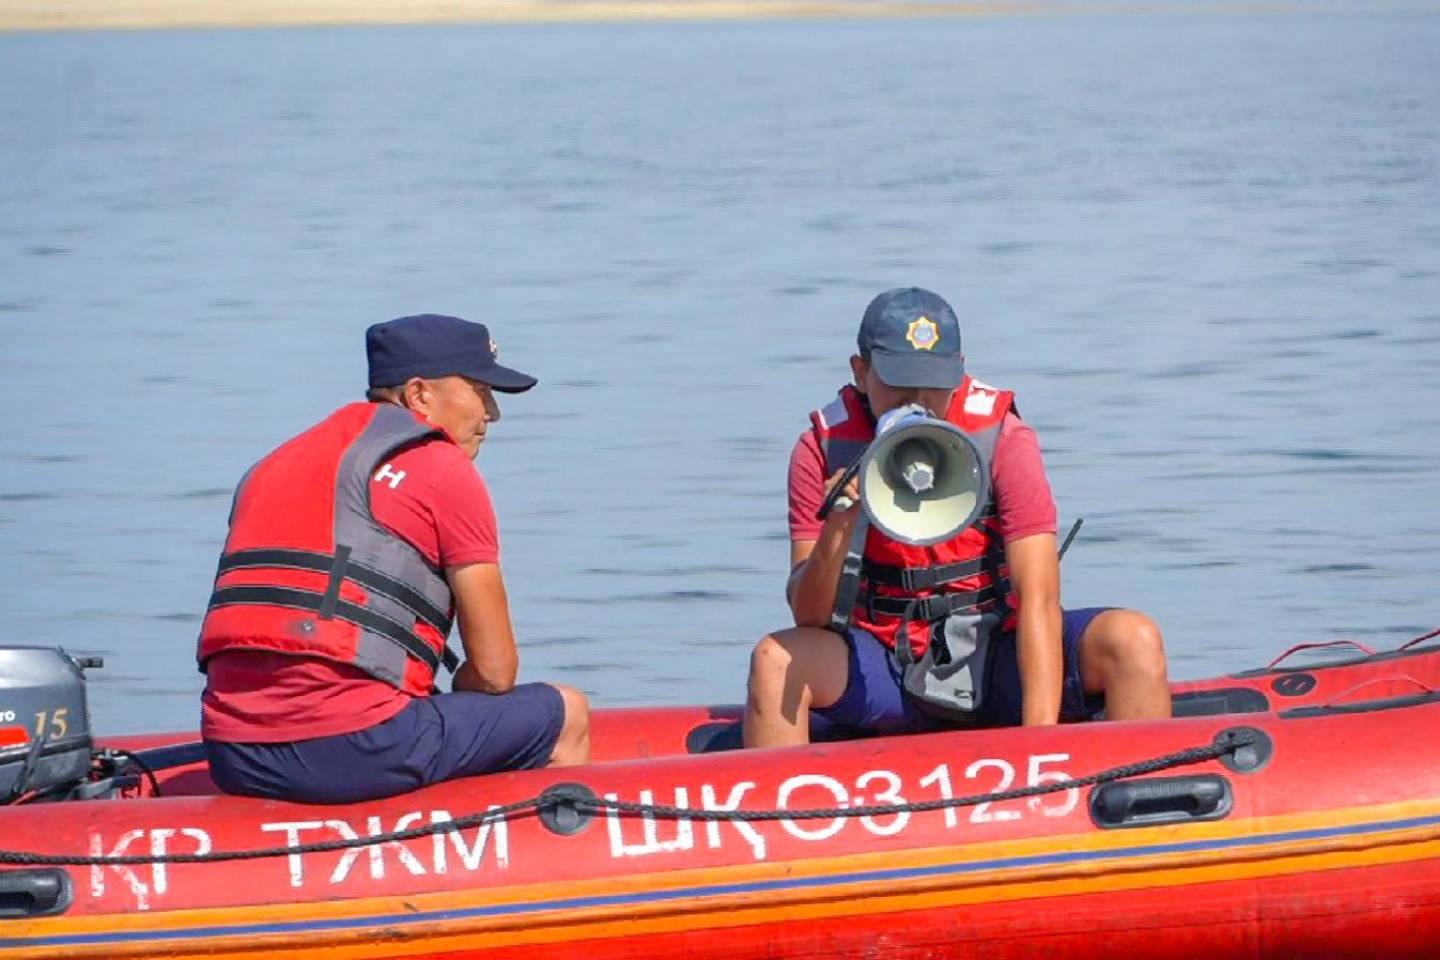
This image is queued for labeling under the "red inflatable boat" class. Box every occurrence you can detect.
[2,634,1439,959]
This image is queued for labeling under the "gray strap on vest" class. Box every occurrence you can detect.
[894,601,917,669]
[334,405,453,687]
[827,513,872,636]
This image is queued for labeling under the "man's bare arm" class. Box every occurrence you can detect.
[1005,533,1063,726]
[786,469,864,627]
[446,562,519,694]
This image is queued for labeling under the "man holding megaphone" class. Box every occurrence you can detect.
[743,288,1171,748]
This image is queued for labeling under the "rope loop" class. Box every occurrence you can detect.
[0,732,1253,867]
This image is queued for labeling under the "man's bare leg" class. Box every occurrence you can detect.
[743,627,851,748]
[1079,609,1171,720]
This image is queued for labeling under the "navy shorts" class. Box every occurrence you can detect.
[816,608,1111,732]
[206,683,565,804]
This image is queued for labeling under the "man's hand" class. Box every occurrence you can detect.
[821,466,860,515]
[788,468,866,626]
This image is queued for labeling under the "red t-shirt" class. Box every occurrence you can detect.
[201,436,499,743]
[787,410,1058,545]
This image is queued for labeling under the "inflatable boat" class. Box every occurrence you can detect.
[2,633,1439,959]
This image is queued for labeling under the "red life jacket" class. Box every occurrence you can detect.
[809,377,1018,660]
[197,403,458,697]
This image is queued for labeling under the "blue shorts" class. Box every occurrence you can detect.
[816,608,1111,732]
[206,683,565,804]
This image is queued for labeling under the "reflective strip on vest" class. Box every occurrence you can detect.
[814,392,867,475]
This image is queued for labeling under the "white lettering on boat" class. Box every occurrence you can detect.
[965,759,1021,823]
[430,808,509,873]
[604,787,696,857]
[80,753,1080,908]
[327,814,428,883]
[701,781,766,861]
[917,763,960,828]
[915,755,1077,825]
[259,820,325,889]
[88,827,212,911]
[854,769,910,837]
[600,753,1079,863]
[89,829,148,909]
[260,808,510,889]
[86,808,512,908]
[148,828,213,894]
[776,774,849,841]
[1026,754,1081,818]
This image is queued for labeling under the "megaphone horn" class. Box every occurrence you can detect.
[857,416,989,547]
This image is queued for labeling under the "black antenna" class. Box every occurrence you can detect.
[1059,518,1084,561]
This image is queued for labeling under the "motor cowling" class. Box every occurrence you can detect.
[0,647,97,802]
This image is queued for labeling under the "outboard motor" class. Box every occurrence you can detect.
[0,646,101,803]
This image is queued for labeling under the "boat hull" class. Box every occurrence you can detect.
[2,640,1439,959]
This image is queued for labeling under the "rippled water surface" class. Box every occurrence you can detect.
[1,12,1438,734]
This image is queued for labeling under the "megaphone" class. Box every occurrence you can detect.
[855,410,989,546]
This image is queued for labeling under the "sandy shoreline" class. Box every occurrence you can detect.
[4,1,1006,33]
[0,0,1435,33]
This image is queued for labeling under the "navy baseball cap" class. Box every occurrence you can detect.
[366,314,537,393]
[857,287,965,389]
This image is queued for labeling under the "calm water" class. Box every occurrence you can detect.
[1,12,1438,736]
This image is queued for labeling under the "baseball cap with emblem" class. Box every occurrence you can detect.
[366,313,537,393]
[856,287,964,390]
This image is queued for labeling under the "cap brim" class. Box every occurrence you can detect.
[466,362,538,394]
[870,350,964,390]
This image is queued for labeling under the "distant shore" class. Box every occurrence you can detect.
[1,0,1435,33]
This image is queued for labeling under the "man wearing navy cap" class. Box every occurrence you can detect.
[743,289,1171,747]
[197,314,590,803]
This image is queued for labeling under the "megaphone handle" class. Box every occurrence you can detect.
[816,459,863,522]
[827,513,871,635]
[1058,518,1084,561]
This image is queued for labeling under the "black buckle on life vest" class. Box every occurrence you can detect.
[862,547,1007,592]
[863,580,1011,623]
[864,558,978,592]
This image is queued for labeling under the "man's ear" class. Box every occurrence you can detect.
[849,354,868,393]
[401,377,429,413]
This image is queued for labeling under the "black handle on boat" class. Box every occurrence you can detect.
[0,869,73,918]
[1089,774,1232,829]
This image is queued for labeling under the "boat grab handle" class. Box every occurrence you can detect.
[1320,676,1437,708]
[1267,639,1376,669]
[0,869,72,919]
[1399,626,1440,652]
[1089,775,1232,829]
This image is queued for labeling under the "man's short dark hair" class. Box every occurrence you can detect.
[365,384,404,403]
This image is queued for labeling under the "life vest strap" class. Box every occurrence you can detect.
[318,544,351,621]
[207,584,442,675]
[827,513,873,635]
[863,551,1006,592]
[217,548,452,636]
[861,581,1011,622]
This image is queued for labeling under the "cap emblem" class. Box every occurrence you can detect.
[489,338,499,358]
[906,316,940,351]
